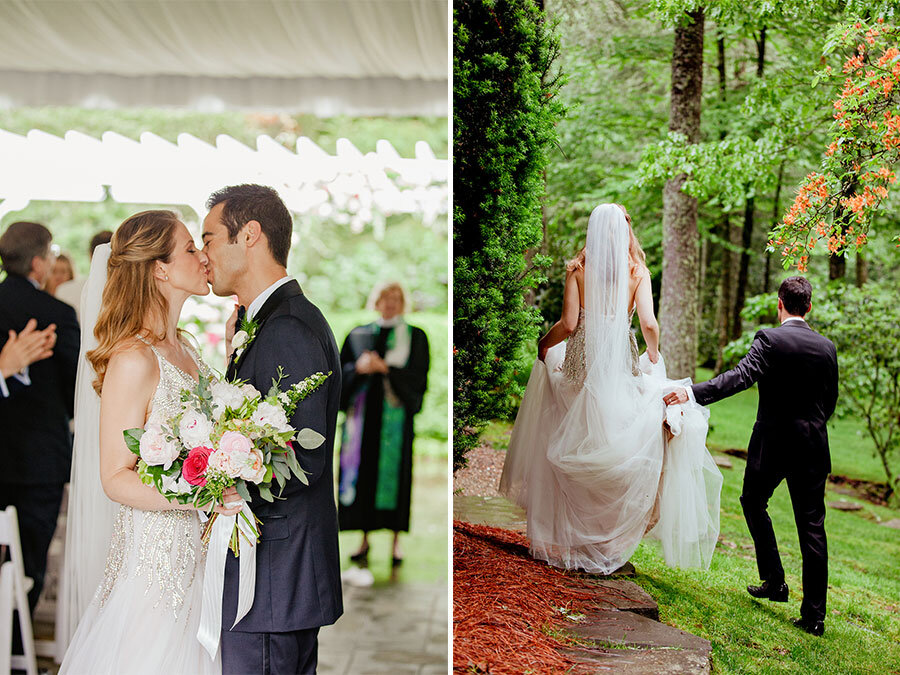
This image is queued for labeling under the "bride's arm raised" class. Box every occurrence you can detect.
[634,267,660,364]
[98,346,241,514]
[538,267,581,361]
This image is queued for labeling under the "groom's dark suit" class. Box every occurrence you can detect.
[692,318,838,623]
[222,279,343,674]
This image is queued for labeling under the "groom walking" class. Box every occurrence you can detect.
[665,277,838,636]
[202,184,343,673]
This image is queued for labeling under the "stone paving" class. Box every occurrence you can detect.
[454,494,712,674]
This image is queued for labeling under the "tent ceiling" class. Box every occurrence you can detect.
[0,0,448,115]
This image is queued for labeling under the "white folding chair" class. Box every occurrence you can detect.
[0,506,38,675]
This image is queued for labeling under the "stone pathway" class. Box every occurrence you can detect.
[319,579,448,674]
[454,494,712,674]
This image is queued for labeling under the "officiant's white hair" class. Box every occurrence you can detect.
[366,280,410,313]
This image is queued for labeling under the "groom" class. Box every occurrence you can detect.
[202,184,343,673]
[664,277,838,636]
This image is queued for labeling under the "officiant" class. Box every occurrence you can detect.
[337,281,429,566]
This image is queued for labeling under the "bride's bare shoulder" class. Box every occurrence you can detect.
[106,338,157,380]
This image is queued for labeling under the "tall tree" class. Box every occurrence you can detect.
[660,8,705,378]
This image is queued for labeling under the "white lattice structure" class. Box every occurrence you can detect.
[0,130,448,235]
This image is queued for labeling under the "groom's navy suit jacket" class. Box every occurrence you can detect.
[692,320,838,475]
[222,279,343,633]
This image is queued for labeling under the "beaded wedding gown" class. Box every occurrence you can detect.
[500,204,722,574]
[60,338,219,675]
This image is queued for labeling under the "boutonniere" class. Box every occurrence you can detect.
[232,315,260,363]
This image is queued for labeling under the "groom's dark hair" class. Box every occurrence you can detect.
[206,184,292,267]
[779,276,812,316]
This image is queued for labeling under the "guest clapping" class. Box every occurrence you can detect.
[337,282,429,566]
[0,319,57,398]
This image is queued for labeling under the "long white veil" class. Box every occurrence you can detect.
[501,204,721,574]
[55,243,119,661]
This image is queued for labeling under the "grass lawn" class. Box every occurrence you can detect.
[476,370,900,673]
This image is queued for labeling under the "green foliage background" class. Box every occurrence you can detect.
[453,0,565,469]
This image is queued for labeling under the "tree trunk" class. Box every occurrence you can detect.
[730,29,766,339]
[764,161,785,293]
[713,30,733,372]
[660,8,704,379]
[856,251,868,287]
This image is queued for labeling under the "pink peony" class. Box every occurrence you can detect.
[238,447,267,484]
[208,431,253,478]
[139,422,180,470]
[182,446,213,486]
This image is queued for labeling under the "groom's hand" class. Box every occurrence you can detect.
[663,388,689,405]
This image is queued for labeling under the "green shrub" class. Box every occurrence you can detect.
[452,0,564,469]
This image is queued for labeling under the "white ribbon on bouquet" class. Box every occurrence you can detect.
[197,502,258,659]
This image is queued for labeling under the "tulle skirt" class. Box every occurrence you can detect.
[500,343,722,574]
[59,506,219,675]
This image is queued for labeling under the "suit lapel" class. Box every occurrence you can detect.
[227,280,303,380]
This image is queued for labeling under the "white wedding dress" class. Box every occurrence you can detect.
[59,336,219,674]
[500,204,722,574]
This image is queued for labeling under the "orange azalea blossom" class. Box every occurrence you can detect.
[798,256,809,273]
[856,234,868,246]
[826,142,838,156]
[878,46,900,66]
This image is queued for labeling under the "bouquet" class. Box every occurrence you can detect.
[123,368,331,553]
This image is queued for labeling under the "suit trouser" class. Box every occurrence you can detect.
[740,465,828,621]
[221,627,319,675]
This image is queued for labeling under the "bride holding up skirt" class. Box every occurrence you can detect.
[500,204,722,574]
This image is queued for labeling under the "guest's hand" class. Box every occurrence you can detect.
[0,319,56,377]
[663,388,689,406]
[214,486,244,516]
[355,351,376,374]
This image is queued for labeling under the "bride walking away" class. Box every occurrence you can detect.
[500,203,722,574]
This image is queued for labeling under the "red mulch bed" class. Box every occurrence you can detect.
[453,520,599,674]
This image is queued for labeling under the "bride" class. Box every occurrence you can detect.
[59,210,241,674]
[499,203,722,574]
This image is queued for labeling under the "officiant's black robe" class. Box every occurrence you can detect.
[337,322,429,533]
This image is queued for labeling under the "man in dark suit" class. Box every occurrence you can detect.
[0,221,80,615]
[202,184,342,674]
[664,276,838,636]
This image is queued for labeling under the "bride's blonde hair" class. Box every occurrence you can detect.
[87,210,180,394]
[566,204,646,275]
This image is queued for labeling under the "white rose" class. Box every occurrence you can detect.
[179,407,213,449]
[240,383,261,401]
[232,330,249,350]
[139,423,180,470]
[211,380,245,414]
[239,447,267,484]
[162,472,194,495]
[252,401,291,433]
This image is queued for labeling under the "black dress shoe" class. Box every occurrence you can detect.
[747,580,789,602]
[792,617,825,636]
[349,547,369,564]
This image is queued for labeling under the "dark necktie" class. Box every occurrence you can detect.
[236,305,247,326]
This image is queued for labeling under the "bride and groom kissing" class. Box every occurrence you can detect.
[60,184,341,674]
[500,203,838,637]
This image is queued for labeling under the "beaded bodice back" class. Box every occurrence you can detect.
[559,308,640,387]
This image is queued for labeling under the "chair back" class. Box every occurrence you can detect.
[0,506,37,675]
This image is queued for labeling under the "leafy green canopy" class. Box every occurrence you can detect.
[453,0,564,469]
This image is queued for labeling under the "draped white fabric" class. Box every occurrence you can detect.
[0,0,448,114]
[55,243,120,662]
[500,204,722,574]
